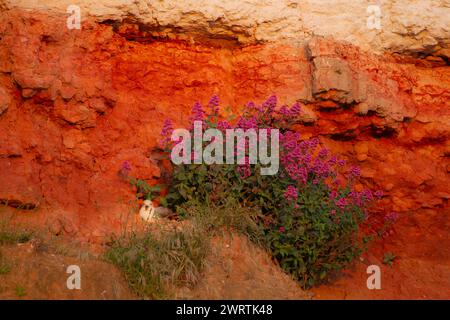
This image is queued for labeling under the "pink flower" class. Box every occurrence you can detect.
[328,156,338,165]
[362,188,373,201]
[318,148,329,158]
[279,105,289,116]
[329,191,338,199]
[236,116,258,130]
[118,161,131,180]
[121,160,131,171]
[335,197,347,209]
[349,166,361,177]
[208,94,220,114]
[217,120,232,131]
[284,185,298,202]
[159,119,174,146]
[189,102,205,125]
[279,226,285,233]
[289,102,301,116]
[262,95,277,114]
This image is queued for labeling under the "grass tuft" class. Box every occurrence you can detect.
[14,284,26,298]
[179,197,264,244]
[0,226,33,245]
[0,252,11,275]
[106,227,209,299]
[107,198,264,299]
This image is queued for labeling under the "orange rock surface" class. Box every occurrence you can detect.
[0,9,448,298]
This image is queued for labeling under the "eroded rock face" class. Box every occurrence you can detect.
[1,0,449,57]
[0,8,448,245]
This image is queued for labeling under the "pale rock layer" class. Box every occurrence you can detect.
[1,0,449,56]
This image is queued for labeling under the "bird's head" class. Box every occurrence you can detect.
[143,199,153,210]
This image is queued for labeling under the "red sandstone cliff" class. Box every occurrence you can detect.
[0,2,448,299]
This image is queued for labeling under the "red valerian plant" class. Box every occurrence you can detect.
[158,95,391,288]
[118,160,132,180]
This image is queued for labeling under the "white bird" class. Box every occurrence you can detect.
[139,200,174,222]
[139,200,156,222]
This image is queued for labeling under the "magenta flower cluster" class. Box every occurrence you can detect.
[159,94,390,219]
[118,160,132,180]
[279,102,302,117]
[121,160,132,171]
[154,94,398,288]
[208,94,220,114]
[280,132,336,186]
[190,102,205,124]
[217,120,232,131]
[159,119,174,147]
[284,185,299,202]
